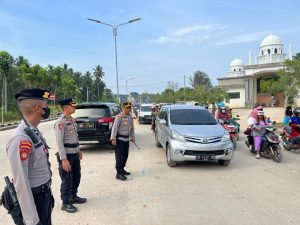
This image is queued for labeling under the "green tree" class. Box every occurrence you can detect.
[93,65,105,100]
[277,59,300,107]
[189,70,213,89]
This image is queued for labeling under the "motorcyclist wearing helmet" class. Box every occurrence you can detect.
[215,105,231,121]
[289,107,300,145]
[252,111,269,159]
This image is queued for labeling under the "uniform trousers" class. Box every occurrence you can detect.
[58,153,81,204]
[115,139,129,174]
[32,187,53,225]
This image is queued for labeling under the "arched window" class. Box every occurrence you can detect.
[268,49,271,54]
[261,51,264,55]
[274,48,277,54]
[233,69,236,72]
[239,68,241,71]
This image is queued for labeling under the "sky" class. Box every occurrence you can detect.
[1,0,300,94]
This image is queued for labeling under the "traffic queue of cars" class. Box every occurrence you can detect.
[73,102,235,167]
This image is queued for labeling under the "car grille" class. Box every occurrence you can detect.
[184,150,225,156]
[144,115,151,119]
[184,136,222,144]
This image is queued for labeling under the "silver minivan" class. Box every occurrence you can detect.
[155,105,234,167]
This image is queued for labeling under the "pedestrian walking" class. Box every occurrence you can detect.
[54,98,86,213]
[111,102,135,181]
[5,88,54,225]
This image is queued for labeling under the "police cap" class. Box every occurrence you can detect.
[15,88,50,100]
[58,98,78,107]
[122,102,132,108]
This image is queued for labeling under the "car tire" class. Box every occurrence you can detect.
[218,160,231,166]
[155,132,162,147]
[166,144,176,167]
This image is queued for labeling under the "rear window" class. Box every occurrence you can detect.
[141,106,152,112]
[73,105,110,118]
[170,109,217,125]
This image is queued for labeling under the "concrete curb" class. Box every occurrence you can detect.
[0,117,58,132]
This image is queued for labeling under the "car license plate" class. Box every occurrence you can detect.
[79,122,94,129]
[196,154,215,161]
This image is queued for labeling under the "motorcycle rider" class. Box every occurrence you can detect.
[289,108,300,146]
[215,105,231,121]
[252,111,269,159]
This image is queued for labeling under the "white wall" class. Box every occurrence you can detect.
[228,88,245,108]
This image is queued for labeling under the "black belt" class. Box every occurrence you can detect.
[64,143,79,148]
[31,180,51,195]
[117,134,129,138]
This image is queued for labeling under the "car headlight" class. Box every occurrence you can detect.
[171,131,186,143]
[222,132,230,142]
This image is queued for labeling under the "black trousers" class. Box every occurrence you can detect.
[10,184,53,225]
[33,188,53,225]
[58,153,81,204]
[115,139,129,174]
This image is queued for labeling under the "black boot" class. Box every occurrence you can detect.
[116,173,127,181]
[61,204,78,213]
[70,196,87,204]
[121,169,130,176]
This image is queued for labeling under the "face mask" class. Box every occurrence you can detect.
[221,110,226,113]
[41,106,50,119]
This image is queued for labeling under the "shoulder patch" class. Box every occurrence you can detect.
[58,122,64,129]
[19,141,32,161]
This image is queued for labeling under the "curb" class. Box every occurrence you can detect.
[0,117,58,132]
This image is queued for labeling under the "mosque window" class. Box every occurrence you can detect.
[274,48,277,54]
[239,68,241,71]
[261,51,264,55]
[233,69,236,72]
[229,92,240,99]
[267,49,271,54]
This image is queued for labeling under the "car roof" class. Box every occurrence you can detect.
[140,104,153,106]
[77,102,118,107]
[163,104,206,110]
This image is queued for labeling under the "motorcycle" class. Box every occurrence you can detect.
[249,125,283,163]
[280,125,300,151]
[218,119,239,149]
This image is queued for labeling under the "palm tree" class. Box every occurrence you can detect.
[0,51,14,113]
[93,65,105,100]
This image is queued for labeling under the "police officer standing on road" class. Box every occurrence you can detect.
[6,88,54,225]
[111,102,135,181]
[54,98,86,213]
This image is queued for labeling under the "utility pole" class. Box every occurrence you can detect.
[184,75,186,101]
[86,87,89,102]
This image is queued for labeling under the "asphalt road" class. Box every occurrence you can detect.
[1,112,300,225]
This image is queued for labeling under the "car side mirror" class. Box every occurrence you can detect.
[160,119,167,125]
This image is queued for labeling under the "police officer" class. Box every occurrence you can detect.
[111,102,135,181]
[54,98,86,213]
[6,88,54,225]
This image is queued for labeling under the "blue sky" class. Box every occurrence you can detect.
[1,0,300,94]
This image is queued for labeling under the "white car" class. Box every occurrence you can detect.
[138,104,153,124]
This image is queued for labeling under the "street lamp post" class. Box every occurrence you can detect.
[87,17,141,104]
[120,77,135,97]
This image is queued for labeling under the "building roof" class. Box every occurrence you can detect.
[230,58,243,67]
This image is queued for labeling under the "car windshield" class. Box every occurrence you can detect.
[73,106,110,118]
[170,109,217,125]
[141,106,152,112]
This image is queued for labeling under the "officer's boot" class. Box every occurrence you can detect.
[61,202,78,213]
[121,169,130,175]
[116,170,127,181]
[70,195,87,204]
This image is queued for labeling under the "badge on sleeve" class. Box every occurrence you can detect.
[58,123,64,129]
[19,141,32,161]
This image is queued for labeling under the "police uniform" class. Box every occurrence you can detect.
[6,88,54,225]
[54,98,86,213]
[111,102,135,181]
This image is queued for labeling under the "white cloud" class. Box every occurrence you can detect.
[153,24,227,44]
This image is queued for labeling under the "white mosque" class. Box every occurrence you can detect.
[217,33,299,108]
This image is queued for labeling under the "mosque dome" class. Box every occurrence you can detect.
[260,34,283,47]
[230,58,243,67]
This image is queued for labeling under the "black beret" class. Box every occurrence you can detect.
[15,88,50,100]
[58,98,78,107]
[122,102,132,108]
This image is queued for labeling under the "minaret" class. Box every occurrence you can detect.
[288,43,293,60]
[248,50,252,65]
[254,55,257,64]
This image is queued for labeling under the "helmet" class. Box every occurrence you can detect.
[220,106,226,114]
[293,108,300,116]
[257,111,264,116]
[217,102,224,109]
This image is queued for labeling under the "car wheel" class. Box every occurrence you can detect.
[166,144,176,167]
[155,132,162,147]
[218,160,231,166]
